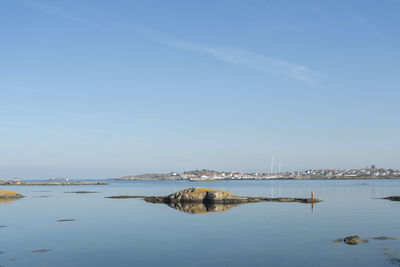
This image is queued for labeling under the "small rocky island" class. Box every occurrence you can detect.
[382,196,400,201]
[106,188,321,213]
[0,190,24,199]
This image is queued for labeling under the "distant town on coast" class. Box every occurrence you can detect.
[1,165,399,184]
[117,165,400,181]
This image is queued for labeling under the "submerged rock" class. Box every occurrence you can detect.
[32,249,51,253]
[105,195,146,199]
[57,219,75,222]
[64,191,99,194]
[372,236,397,240]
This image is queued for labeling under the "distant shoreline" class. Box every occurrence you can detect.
[114,177,400,181]
[0,181,108,186]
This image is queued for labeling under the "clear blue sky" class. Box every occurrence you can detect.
[1,0,399,179]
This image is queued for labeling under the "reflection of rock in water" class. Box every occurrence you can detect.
[166,202,242,214]
[0,198,18,205]
[382,196,400,201]
[0,190,24,204]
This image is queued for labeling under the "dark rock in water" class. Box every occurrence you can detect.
[32,249,51,253]
[105,195,146,199]
[382,196,400,201]
[372,236,397,240]
[0,225,7,228]
[64,191,99,194]
[258,197,321,203]
[57,219,75,222]
[344,236,361,245]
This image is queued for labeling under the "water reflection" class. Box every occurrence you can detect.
[0,198,19,205]
[155,201,318,214]
[166,202,244,214]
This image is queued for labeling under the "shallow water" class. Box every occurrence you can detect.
[1,180,400,266]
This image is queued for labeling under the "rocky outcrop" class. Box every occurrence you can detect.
[145,188,250,204]
[106,188,322,213]
[382,196,400,201]
[0,190,24,199]
[335,235,396,245]
[140,188,322,204]
[344,236,361,245]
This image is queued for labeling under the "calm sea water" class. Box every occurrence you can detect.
[1,180,400,266]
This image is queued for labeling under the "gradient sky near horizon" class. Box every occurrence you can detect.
[1,0,399,179]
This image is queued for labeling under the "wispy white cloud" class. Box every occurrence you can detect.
[123,26,322,84]
[162,38,321,84]
[15,0,83,22]
[12,1,320,84]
